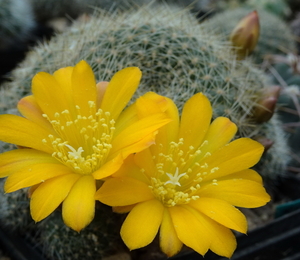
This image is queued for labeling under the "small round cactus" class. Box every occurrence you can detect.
[0,4,290,259]
[202,7,297,63]
[0,0,35,50]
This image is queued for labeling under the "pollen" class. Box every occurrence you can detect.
[42,103,115,174]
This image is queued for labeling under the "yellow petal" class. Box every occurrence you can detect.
[113,154,150,183]
[178,93,212,152]
[111,113,171,158]
[62,175,96,232]
[199,179,271,208]
[218,169,263,184]
[168,205,211,256]
[170,205,236,258]
[148,96,180,156]
[96,81,109,108]
[203,138,264,182]
[189,198,247,233]
[200,117,237,155]
[17,95,54,132]
[115,92,170,137]
[53,66,75,110]
[5,163,73,193]
[30,173,80,222]
[202,213,237,258]
[92,153,124,179]
[0,114,54,154]
[71,60,97,116]
[133,149,156,179]
[121,199,164,250]
[95,177,153,206]
[160,209,183,257]
[32,71,69,119]
[0,149,57,178]
[101,67,142,119]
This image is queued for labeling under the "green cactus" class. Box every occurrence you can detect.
[0,0,35,50]
[0,5,290,259]
[202,7,296,64]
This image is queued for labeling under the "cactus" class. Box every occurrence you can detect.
[0,5,290,259]
[202,7,297,64]
[0,0,35,50]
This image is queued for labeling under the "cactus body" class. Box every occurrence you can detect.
[203,7,296,63]
[0,5,290,259]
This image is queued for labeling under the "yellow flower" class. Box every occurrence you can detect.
[0,61,170,231]
[96,92,271,258]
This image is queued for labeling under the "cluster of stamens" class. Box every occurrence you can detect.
[42,101,115,174]
[149,138,219,207]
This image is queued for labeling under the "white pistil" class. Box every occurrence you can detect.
[65,144,84,160]
[165,167,187,186]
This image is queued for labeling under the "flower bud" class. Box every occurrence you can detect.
[230,10,260,59]
[253,85,281,123]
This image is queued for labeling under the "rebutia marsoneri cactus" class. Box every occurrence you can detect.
[202,7,297,64]
[0,4,290,259]
[0,0,35,50]
[0,4,289,178]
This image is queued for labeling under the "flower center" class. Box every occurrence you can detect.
[149,138,219,207]
[42,101,115,174]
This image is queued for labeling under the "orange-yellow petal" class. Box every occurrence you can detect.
[32,72,69,119]
[189,198,247,233]
[95,177,154,206]
[62,175,96,232]
[218,169,264,184]
[203,138,264,182]
[133,149,156,180]
[17,95,54,132]
[200,117,237,155]
[148,96,180,155]
[0,114,54,153]
[113,154,150,183]
[199,179,271,208]
[71,60,97,116]
[30,173,80,222]
[160,209,183,257]
[100,67,142,120]
[168,205,211,256]
[96,81,109,108]
[53,66,74,108]
[0,149,57,178]
[201,213,237,258]
[111,113,171,158]
[121,199,164,250]
[178,93,212,152]
[4,163,73,193]
[92,153,124,179]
